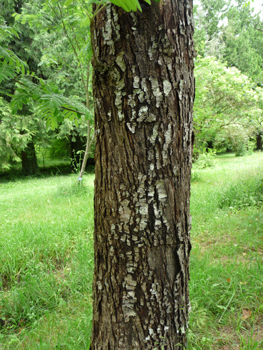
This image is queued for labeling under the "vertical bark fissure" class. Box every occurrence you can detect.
[91,1,195,349]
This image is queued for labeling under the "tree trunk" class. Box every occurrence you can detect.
[21,141,39,175]
[70,132,85,172]
[90,1,195,349]
[256,133,262,151]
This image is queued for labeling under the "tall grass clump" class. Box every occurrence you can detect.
[219,175,263,209]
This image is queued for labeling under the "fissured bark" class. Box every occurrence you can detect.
[90,1,195,349]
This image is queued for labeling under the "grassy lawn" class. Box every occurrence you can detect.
[0,152,262,349]
[189,152,263,350]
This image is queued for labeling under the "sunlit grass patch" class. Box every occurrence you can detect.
[188,152,263,350]
[0,173,94,348]
[1,297,92,350]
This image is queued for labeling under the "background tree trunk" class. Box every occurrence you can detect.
[70,132,85,171]
[256,133,262,151]
[21,141,39,175]
[91,1,195,349]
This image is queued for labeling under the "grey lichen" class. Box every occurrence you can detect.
[141,78,150,103]
[149,77,163,108]
[116,53,126,72]
[163,80,172,96]
[102,6,114,53]
[162,124,172,163]
[133,76,140,89]
[118,112,125,122]
[178,79,184,100]
[156,180,167,204]
[112,7,120,41]
[126,122,136,133]
[137,106,149,123]
[149,123,159,144]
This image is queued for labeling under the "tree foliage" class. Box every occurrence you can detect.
[223,1,263,85]
[194,57,263,154]
[194,56,263,155]
[193,0,263,156]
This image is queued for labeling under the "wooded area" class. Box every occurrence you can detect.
[0,0,263,349]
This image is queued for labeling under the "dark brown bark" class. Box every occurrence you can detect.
[256,133,262,151]
[90,1,195,349]
[21,142,39,175]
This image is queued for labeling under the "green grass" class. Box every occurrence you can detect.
[189,152,263,349]
[0,174,94,349]
[0,152,263,349]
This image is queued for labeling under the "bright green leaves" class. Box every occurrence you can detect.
[108,0,160,12]
[109,0,143,12]
[0,49,26,83]
[10,76,91,130]
[0,24,19,39]
[62,0,159,14]
[0,25,27,83]
[64,0,74,6]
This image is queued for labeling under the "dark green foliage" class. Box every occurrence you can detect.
[196,0,263,85]
[223,1,263,85]
[48,138,70,160]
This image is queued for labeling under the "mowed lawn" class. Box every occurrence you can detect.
[0,152,263,349]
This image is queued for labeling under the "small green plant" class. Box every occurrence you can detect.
[247,140,256,155]
[239,329,260,350]
[71,149,84,173]
[195,149,216,169]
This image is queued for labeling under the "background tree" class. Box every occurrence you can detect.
[0,0,95,175]
[193,0,230,58]
[223,0,263,85]
[192,0,263,157]
[194,0,263,84]
[0,97,27,171]
[12,0,95,176]
[0,0,44,174]
[194,56,263,155]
